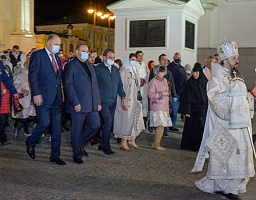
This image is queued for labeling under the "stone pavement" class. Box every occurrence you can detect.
[0,116,255,200]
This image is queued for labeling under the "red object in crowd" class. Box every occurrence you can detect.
[0,82,11,114]
[148,61,153,71]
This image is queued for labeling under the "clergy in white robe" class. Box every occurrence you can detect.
[135,51,149,119]
[192,41,255,196]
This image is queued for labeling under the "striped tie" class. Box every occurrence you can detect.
[50,54,58,74]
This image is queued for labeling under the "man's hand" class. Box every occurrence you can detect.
[74,104,81,112]
[173,97,177,102]
[33,95,43,106]
[98,105,102,111]
[121,98,128,111]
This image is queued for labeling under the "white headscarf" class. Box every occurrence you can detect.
[123,54,136,69]
[20,52,28,68]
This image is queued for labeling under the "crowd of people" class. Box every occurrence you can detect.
[1,35,256,199]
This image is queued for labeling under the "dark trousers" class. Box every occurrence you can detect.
[0,114,8,141]
[14,118,29,134]
[99,102,116,151]
[26,97,62,159]
[71,111,100,159]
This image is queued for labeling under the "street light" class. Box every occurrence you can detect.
[100,14,116,48]
[100,14,116,28]
[87,8,103,50]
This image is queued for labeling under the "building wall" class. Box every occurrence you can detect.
[111,0,204,66]
[0,0,35,52]
[36,23,114,55]
[198,0,256,88]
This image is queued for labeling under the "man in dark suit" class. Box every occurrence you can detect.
[26,34,65,165]
[63,44,101,164]
[95,49,127,155]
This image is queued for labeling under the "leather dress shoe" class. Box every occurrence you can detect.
[26,141,35,159]
[50,157,66,165]
[80,146,89,157]
[73,157,83,164]
[169,126,179,132]
[103,149,115,155]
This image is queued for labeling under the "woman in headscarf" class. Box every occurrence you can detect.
[113,53,145,151]
[178,63,208,151]
[148,66,172,150]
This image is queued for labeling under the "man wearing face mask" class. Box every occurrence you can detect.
[95,49,127,155]
[63,44,101,164]
[26,34,65,165]
[9,45,21,71]
[167,52,187,131]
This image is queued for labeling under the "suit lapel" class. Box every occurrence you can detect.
[75,59,90,80]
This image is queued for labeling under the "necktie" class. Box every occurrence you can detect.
[50,54,58,74]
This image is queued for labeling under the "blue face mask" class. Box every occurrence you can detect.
[51,45,60,54]
[81,52,88,61]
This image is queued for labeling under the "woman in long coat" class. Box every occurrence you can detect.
[178,63,208,151]
[113,53,145,151]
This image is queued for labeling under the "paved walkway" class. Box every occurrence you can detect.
[0,116,255,200]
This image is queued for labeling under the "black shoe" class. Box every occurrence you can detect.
[80,146,89,157]
[50,157,66,165]
[0,138,10,145]
[90,139,99,146]
[98,146,103,151]
[73,157,83,164]
[163,134,169,137]
[169,126,179,132]
[26,141,35,159]
[103,149,115,155]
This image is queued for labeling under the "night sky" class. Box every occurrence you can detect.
[34,0,118,26]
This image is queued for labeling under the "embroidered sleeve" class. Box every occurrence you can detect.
[207,77,229,120]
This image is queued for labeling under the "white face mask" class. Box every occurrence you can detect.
[51,45,60,54]
[80,52,89,61]
[107,59,114,66]
[130,60,137,67]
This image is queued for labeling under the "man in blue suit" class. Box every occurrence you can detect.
[63,44,101,164]
[26,34,65,165]
[95,49,127,155]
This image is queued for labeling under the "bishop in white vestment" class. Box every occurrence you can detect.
[192,41,255,196]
